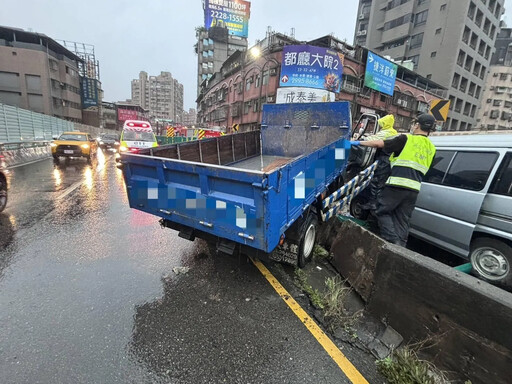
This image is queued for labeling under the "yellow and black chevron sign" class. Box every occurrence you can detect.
[429,99,450,121]
[232,123,239,132]
[166,126,175,137]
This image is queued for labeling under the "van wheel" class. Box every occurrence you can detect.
[470,238,512,288]
[298,214,318,268]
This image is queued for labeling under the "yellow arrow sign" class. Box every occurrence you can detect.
[429,99,450,121]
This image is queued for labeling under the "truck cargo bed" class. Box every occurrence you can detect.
[122,102,352,254]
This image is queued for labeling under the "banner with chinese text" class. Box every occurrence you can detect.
[363,52,397,96]
[279,45,344,92]
[204,0,250,38]
[276,87,335,104]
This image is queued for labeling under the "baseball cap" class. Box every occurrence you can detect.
[416,114,436,131]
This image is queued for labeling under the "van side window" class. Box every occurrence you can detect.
[424,150,455,184]
[443,152,498,191]
[490,153,512,196]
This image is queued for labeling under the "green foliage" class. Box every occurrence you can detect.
[294,269,325,309]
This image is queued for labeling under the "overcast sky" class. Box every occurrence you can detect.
[2,0,512,110]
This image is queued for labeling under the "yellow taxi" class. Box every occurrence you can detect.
[51,132,98,161]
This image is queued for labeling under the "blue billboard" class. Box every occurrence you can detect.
[363,52,397,96]
[279,45,344,93]
[80,76,98,108]
[204,0,250,38]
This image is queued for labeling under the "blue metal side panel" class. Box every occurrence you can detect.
[123,156,270,251]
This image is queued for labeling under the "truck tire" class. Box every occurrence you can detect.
[470,237,512,289]
[298,214,318,268]
[350,195,370,220]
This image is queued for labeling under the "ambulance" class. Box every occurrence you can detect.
[116,120,158,165]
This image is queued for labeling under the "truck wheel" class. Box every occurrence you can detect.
[298,214,318,268]
[0,177,7,213]
[470,238,512,289]
[350,195,370,220]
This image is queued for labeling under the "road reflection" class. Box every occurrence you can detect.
[0,213,16,280]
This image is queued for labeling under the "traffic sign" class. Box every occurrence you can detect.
[429,99,450,121]
[232,123,239,132]
[166,126,175,137]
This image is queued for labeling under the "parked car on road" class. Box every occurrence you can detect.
[97,133,120,151]
[51,132,98,161]
[0,154,7,212]
[409,134,512,288]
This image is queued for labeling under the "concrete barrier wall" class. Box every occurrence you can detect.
[329,220,512,384]
[1,144,51,168]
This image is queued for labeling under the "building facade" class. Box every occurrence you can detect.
[182,108,197,126]
[195,26,248,97]
[101,101,117,130]
[131,71,184,123]
[475,66,512,130]
[491,26,512,65]
[354,0,505,131]
[115,102,149,129]
[0,26,83,122]
[197,34,445,133]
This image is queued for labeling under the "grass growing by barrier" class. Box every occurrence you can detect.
[323,276,362,332]
[376,338,454,384]
[294,269,325,309]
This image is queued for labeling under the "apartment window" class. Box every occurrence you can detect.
[480,65,486,80]
[386,0,410,10]
[252,99,259,113]
[440,4,446,11]
[449,95,455,110]
[487,98,492,103]
[415,10,428,26]
[489,0,496,13]
[493,99,502,106]
[464,102,471,115]
[457,50,465,66]
[418,0,427,4]
[485,46,491,59]
[455,98,463,112]
[475,9,483,27]
[459,77,468,92]
[490,25,496,39]
[407,55,420,68]
[464,56,473,71]
[462,26,470,43]
[487,124,496,129]
[468,82,476,96]
[435,28,442,35]
[495,3,502,18]
[255,75,260,88]
[426,74,432,79]
[410,33,424,48]
[460,122,467,131]
[490,109,500,119]
[450,119,459,130]
[202,51,208,58]
[468,2,476,19]
[431,51,437,58]
[208,50,214,57]
[500,73,508,80]
[383,14,412,30]
[470,32,478,49]
[475,86,481,98]
[470,105,477,118]
[246,77,251,91]
[483,18,491,34]
[262,70,269,85]
[505,100,512,108]
[478,41,486,56]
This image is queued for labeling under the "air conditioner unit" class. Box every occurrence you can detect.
[357,30,367,37]
[270,68,277,76]
[359,14,365,20]
[267,95,275,103]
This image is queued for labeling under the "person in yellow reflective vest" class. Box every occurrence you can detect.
[360,114,398,211]
[350,114,436,246]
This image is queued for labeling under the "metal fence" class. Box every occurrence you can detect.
[0,102,117,143]
[156,136,197,145]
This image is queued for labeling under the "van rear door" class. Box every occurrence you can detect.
[411,149,500,257]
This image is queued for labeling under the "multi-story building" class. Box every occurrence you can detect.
[476,27,512,131]
[101,101,117,130]
[131,71,184,123]
[197,33,445,133]
[0,25,83,122]
[354,0,505,131]
[195,26,248,97]
[182,108,197,126]
[491,26,512,65]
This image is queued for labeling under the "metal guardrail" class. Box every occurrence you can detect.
[0,140,51,151]
[156,136,197,145]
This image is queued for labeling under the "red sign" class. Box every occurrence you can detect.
[117,108,139,122]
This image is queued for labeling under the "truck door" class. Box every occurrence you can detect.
[347,113,380,177]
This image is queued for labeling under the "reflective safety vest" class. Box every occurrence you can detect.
[386,135,436,192]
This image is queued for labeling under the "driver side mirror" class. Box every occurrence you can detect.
[52,135,59,140]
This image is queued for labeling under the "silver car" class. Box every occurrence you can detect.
[410,134,512,288]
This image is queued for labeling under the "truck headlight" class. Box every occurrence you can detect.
[81,144,90,149]
[119,145,128,152]
[50,143,57,147]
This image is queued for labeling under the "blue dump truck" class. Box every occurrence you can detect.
[121,102,376,266]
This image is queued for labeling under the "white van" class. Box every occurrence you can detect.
[409,134,512,288]
[116,120,158,165]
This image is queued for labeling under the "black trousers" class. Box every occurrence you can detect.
[368,154,391,205]
[374,186,418,247]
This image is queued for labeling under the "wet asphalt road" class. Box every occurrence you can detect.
[0,151,380,384]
